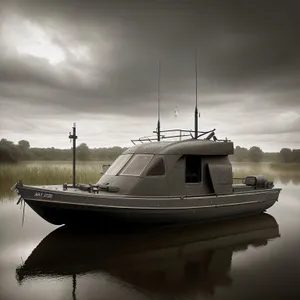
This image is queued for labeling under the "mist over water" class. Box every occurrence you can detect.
[0,162,300,300]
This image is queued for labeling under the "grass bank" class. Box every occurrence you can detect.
[0,161,111,199]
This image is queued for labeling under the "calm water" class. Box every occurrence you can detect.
[0,162,300,300]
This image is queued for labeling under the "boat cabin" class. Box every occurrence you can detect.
[97,139,234,196]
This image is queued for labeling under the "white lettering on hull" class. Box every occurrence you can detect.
[34,192,53,199]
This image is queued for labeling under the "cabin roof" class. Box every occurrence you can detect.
[123,139,234,156]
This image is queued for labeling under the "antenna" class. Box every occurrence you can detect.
[157,59,161,141]
[194,47,199,139]
[69,123,77,188]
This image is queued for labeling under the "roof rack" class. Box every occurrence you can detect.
[131,128,229,145]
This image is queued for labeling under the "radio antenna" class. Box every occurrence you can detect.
[69,123,77,187]
[157,59,161,141]
[194,47,199,139]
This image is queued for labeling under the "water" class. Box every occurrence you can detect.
[0,162,300,300]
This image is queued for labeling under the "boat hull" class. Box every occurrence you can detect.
[16,184,281,227]
[25,198,277,227]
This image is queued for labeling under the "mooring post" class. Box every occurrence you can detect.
[69,123,77,188]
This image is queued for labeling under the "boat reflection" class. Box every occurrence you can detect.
[16,214,280,297]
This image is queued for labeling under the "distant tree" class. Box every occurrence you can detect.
[279,148,293,163]
[0,139,21,162]
[0,139,14,147]
[18,140,30,150]
[248,146,263,162]
[233,146,249,162]
[77,143,90,161]
[18,140,31,160]
[292,149,300,163]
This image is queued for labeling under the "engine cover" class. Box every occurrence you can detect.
[244,175,274,189]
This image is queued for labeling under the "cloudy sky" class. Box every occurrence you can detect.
[0,0,299,151]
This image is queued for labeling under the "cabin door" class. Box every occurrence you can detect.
[185,155,203,195]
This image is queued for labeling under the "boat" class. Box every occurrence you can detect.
[16,214,280,297]
[12,125,281,226]
[12,59,281,226]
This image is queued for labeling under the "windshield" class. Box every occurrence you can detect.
[105,154,133,176]
[120,154,153,176]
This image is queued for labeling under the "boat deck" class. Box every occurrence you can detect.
[28,183,263,198]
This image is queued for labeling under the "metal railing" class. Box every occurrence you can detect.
[130,128,229,145]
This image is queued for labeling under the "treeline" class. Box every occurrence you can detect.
[1,138,300,164]
[231,146,300,163]
[0,139,126,163]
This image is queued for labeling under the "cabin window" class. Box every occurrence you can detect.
[120,154,153,176]
[105,154,133,176]
[146,158,165,176]
[185,155,202,183]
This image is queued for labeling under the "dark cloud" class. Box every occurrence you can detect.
[0,0,300,149]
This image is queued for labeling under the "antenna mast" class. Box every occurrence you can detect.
[157,59,161,141]
[69,123,77,187]
[194,48,198,139]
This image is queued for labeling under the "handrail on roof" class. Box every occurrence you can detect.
[130,128,229,145]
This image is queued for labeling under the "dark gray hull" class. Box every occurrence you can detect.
[16,184,281,226]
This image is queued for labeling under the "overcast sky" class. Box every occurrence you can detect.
[0,0,299,151]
